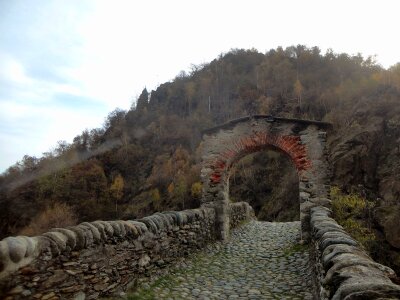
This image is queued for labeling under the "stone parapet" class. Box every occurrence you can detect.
[0,204,253,299]
[229,202,255,228]
[310,206,400,299]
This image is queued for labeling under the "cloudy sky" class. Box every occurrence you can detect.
[0,0,399,172]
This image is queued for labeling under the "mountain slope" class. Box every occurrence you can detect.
[1,45,400,272]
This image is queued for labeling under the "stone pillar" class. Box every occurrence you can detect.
[299,127,330,242]
[214,198,230,240]
[200,136,231,241]
[201,194,230,240]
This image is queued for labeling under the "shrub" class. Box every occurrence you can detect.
[19,202,78,236]
[191,182,202,198]
[150,188,161,210]
[330,186,376,249]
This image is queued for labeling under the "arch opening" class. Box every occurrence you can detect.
[228,149,300,222]
[207,131,311,188]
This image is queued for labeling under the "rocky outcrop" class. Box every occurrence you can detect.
[328,117,384,192]
[0,202,254,299]
[375,206,400,249]
[328,114,400,274]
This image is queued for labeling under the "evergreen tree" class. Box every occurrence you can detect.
[136,88,149,111]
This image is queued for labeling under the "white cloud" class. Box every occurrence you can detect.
[1,57,31,85]
[0,0,399,172]
[0,100,106,171]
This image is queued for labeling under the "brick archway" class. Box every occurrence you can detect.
[209,132,312,186]
[200,115,331,240]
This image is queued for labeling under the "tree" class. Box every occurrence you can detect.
[191,182,202,199]
[149,188,161,210]
[20,155,39,172]
[185,81,196,116]
[167,182,174,197]
[294,79,303,106]
[174,176,187,209]
[110,174,124,217]
[103,108,126,131]
[136,88,149,111]
[73,130,90,154]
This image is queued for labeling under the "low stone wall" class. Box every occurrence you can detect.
[311,206,400,299]
[229,202,255,228]
[0,203,253,299]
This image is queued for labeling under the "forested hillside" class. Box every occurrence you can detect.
[1,46,400,272]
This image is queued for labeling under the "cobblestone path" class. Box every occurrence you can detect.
[131,221,315,300]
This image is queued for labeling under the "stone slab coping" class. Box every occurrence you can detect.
[0,207,217,281]
[310,206,400,299]
[202,115,332,135]
[0,202,253,282]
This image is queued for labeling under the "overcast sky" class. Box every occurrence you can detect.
[0,0,399,172]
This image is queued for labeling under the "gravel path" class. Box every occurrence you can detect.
[130,221,315,300]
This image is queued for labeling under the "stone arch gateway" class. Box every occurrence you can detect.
[200,115,332,241]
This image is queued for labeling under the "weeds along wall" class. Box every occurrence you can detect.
[0,202,254,299]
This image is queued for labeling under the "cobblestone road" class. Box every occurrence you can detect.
[131,221,315,300]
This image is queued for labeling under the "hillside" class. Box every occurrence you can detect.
[0,45,400,272]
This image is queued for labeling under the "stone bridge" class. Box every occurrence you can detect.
[200,115,331,242]
[0,116,399,300]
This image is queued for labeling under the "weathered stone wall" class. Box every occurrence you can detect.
[0,203,253,299]
[298,126,331,241]
[310,206,400,299]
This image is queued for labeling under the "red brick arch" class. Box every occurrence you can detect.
[209,131,312,184]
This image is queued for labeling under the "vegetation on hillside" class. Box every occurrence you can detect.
[0,45,399,271]
[330,186,376,249]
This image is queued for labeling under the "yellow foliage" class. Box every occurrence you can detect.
[173,177,187,199]
[294,79,303,98]
[110,174,124,200]
[330,186,376,249]
[185,81,196,100]
[167,182,175,196]
[256,95,271,114]
[150,188,160,201]
[150,188,161,210]
[191,182,202,198]
[341,218,376,246]
[331,190,366,220]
